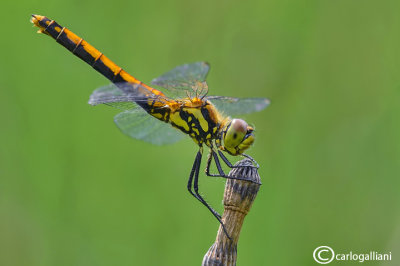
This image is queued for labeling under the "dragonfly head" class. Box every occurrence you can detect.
[222,119,255,155]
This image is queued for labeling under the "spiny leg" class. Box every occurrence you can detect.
[192,150,232,240]
[187,149,222,219]
[218,150,259,169]
[205,150,226,177]
[187,150,203,202]
[205,151,218,177]
[206,149,261,185]
[241,153,260,168]
[217,150,236,168]
[205,148,238,177]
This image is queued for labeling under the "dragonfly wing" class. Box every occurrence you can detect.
[90,84,182,144]
[114,108,184,145]
[151,62,210,98]
[206,96,270,116]
[89,83,162,110]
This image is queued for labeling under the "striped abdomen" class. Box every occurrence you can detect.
[30,15,163,98]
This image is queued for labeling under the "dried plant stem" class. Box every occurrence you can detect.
[202,159,261,266]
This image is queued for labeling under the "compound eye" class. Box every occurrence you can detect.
[224,119,248,148]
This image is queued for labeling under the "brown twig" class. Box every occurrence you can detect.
[202,159,261,266]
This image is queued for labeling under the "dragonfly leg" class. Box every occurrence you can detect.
[205,149,239,177]
[192,150,232,240]
[187,149,222,219]
[241,153,260,168]
[187,150,203,202]
[205,150,221,177]
[206,150,262,185]
[218,150,259,169]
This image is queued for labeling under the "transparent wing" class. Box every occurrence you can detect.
[206,96,270,116]
[88,83,166,110]
[151,62,210,88]
[114,108,184,145]
[151,62,210,98]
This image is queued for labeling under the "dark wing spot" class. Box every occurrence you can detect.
[233,133,237,139]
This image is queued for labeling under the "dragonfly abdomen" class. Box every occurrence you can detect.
[31,15,163,97]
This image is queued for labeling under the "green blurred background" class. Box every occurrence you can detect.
[1,0,399,265]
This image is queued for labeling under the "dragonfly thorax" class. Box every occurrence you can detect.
[219,118,255,155]
[166,99,224,146]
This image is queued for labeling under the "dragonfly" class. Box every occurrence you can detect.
[31,14,270,239]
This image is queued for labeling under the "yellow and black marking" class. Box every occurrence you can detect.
[169,100,223,146]
[30,14,229,148]
[30,15,163,98]
[143,97,225,146]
